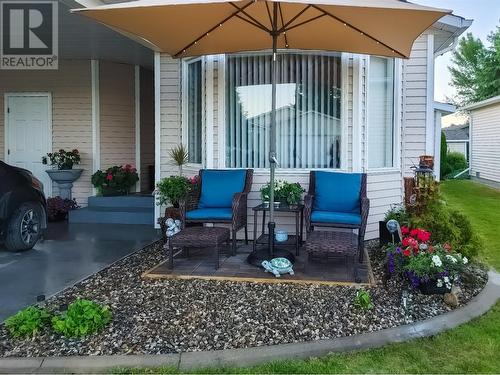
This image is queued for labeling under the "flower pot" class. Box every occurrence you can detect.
[164,206,181,220]
[418,279,451,295]
[100,186,128,197]
[379,221,401,247]
[45,169,83,200]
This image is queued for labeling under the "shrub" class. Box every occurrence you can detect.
[384,204,410,226]
[354,288,373,310]
[5,306,50,338]
[440,131,451,179]
[445,152,468,177]
[52,299,112,338]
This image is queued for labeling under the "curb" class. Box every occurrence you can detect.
[1,271,499,374]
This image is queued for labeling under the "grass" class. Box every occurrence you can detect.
[441,180,500,270]
[117,180,500,374]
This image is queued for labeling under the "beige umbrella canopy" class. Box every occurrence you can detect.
[74,0,449,259]
[75,0,449,59]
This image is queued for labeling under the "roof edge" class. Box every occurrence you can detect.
[462,95,500,111]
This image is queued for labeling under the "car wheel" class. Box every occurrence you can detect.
[4,202,42,251]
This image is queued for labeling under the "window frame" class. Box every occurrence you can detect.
[218,50,349,172]
[181,56,205,167]
[365,56,402,172]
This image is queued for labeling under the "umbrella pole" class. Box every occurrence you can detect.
[268,3,278,257]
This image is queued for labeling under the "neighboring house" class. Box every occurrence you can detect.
[434,101,457,177]
[463,95,500,185]
[443,123,470,160]
[0,1,472,240]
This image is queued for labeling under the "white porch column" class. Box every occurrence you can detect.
[352,54,363,172]
[154,52,161,228]
[91,59,100,196]
[425,33,435,156]
[134,65,141,192]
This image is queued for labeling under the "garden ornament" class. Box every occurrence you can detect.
[165,218,181,237]
[261,257,294,278]
[386,219,402,244]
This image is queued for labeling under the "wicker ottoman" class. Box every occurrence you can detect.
[168,227,230,270]
[305,230,358,260]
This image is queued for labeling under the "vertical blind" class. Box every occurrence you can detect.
[226,53,342,169]
[187,59,203,164]
[368,56,395,169]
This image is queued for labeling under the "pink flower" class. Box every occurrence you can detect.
[417,230,431,242]
[106,174,113,181]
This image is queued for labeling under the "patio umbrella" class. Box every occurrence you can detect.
[74,0,449,258]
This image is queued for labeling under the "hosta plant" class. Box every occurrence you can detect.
[5,306,50,338]
[354,288,373,310]
[52,299,112,338]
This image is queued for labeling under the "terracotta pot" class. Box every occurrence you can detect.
[419,155,434,170]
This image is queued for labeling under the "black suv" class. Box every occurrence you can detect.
[0,161,47,251]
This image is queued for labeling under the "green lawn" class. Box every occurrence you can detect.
[120,180,500,374]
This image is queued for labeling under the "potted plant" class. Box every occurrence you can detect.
[379,204,409,247]
[46,196,80,222]
[42,149,83,200]
[385,226,468,295]
[156,175,197,218]
[260,180,304,206]
[91,165,139,196]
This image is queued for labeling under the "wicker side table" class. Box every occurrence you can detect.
[168,227,230,270]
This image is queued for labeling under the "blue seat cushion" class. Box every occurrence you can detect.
[186,208,233,221]
[313,171,362,213]
[199,169,247,208]
[311,211,361,226]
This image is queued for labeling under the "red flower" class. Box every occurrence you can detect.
[402,237,410,247]
[403,248,412,257]
[401,226,410,235]
[417,230,431,242]
[410,228,419,238]
[106,174,113,181]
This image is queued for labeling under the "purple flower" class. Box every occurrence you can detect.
[406,271,420,288]
[395,247,402,254]
[387,252,395,274]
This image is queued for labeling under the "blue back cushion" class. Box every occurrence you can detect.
[199,169,247,208]
[313,171,362,213]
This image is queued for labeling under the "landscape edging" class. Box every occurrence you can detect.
[0,271,498,374]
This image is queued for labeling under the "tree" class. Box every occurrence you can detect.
[440,131,450,179]
[449,25,500,106]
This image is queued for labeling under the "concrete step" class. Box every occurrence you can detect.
[88,195,154,209]
[69,207,154,225]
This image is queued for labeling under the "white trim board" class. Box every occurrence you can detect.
[135,65,141,192]
[91,60,100,174]
[154,52,161,229]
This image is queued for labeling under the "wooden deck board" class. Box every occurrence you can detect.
[143,244,375,286]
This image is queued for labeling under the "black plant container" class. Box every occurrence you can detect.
[418,279,451,295]
[379,221,401,247]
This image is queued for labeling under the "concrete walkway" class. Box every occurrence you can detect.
[1,271,498,373]
[0,222,158,321]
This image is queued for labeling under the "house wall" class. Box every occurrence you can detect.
[158,34,433,240]
[0,60,94,205]
[470,102,500,183]
[140,67,155,191]
[99,62,136,169]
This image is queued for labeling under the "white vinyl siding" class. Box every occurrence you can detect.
[470,102,500,183]
[99,61,136,169]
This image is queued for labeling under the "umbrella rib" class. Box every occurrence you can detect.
[278,3,289,48]
[235,14,271,33]
[278,4,312,32]
[173,0,255,57]
[265,2,273,30]
[283,13,327,32]
[229,2,271,32]
[310,5,406,58]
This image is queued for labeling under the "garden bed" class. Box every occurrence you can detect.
[0,241,487,357]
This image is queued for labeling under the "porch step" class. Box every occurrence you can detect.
[69,207,154,225]
[87,195,154,209]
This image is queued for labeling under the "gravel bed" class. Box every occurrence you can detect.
[0,240,488,357]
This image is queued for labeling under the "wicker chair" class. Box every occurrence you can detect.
[179,169,253,255]
[304,171,369,262]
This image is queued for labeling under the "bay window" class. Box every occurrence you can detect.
[368,56,395,169]
[225,52,342,169]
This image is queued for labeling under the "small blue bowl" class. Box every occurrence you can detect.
[275,230,288,242]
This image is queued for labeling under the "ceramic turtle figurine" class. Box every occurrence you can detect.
[261,257,294,278]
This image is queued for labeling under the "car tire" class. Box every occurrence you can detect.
[4,202,42,251]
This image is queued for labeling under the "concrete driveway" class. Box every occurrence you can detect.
[0,222,158,321]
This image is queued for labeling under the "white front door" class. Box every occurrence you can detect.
[6,93,52,194]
